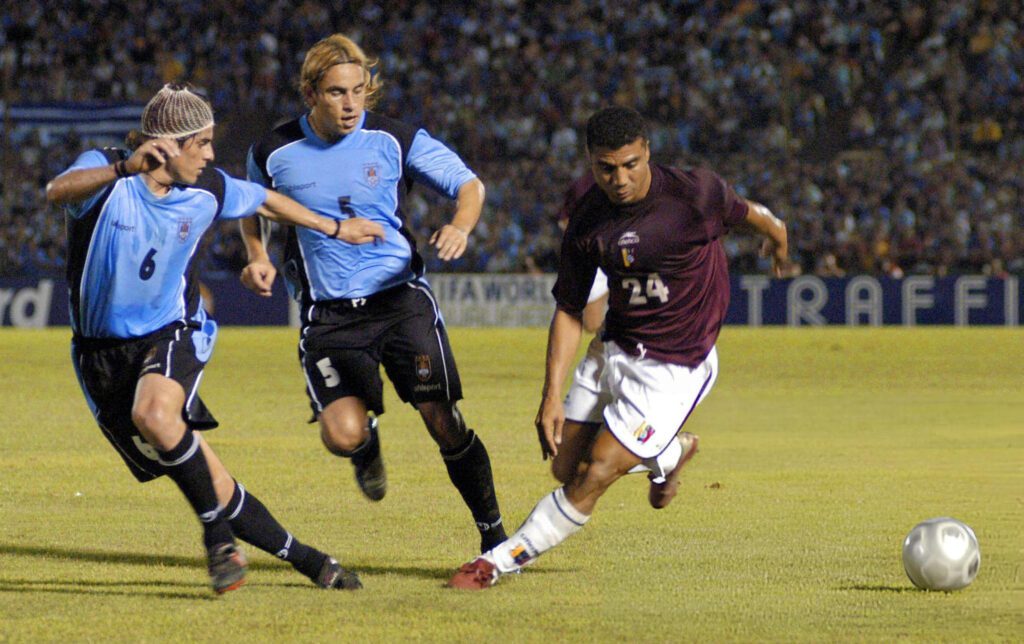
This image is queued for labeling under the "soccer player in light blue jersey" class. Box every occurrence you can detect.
[47,84,383,594]
[241,34,507,553]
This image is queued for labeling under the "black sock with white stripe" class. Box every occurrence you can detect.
[156,429,233,550]
[441,430,507,552]
[223,481,326,580]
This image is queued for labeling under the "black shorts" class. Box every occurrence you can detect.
[299,280,463,418]
[71,321,218,482]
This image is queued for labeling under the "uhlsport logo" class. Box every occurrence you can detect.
[633,421,654,444]
[415,354,432,382]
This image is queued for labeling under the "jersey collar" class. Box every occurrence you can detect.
[300,112,368,146]
[614,164,663,216]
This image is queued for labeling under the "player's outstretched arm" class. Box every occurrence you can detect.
[430,177,484,261]
[535,307,584,460]
[45,138,181,204]
[257,190,385,244]
[239,216,276,297]
[740,199,789,277]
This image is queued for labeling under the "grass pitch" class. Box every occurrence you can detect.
[0,326,1021,642]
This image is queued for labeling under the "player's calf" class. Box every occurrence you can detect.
[648,432,699,509]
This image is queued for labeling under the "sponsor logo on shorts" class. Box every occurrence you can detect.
[178,218,192,242]
[633,421,655,444]
[363,163,380,187]
[510,544,531,566]
[415,354,432,382]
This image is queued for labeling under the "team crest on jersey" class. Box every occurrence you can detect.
[621,247,635,267]
[415,354,432,382]
[633,421,654,444]
[363,163,380,187]
[618,231,639,267]
[177,218,192,242]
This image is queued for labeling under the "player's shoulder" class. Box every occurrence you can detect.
[660,164,730,198]
[72,147,125,169]
[363,111,418,138]
[362,111,419,151]
[251,117,305,163]
[187,166,229,211]
[98,147,129,163]
[559,173,600,220]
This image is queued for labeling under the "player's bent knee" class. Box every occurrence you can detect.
[320,418,368,455]
[417,401,468,450]
[130,402,181,449]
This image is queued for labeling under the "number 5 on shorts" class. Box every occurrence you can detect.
[316,357,341,387]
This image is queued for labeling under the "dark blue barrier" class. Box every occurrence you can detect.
[2,274,1021,327]
[724,275,1021,326]
[0,275,289,328]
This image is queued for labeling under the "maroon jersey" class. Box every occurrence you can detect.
[553,164,748,367]
[556,174,596,229]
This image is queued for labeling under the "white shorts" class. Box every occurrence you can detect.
[587,269,609,304]
[563,340,717,461]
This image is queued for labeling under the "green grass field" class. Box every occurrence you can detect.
[0,327,1021,642]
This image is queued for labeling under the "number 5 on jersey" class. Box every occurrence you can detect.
[623,272,669,305]
[316,357,341,387]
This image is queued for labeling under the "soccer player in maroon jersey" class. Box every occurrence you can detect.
[448,106,788,589]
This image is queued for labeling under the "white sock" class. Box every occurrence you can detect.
[489,487,589,573]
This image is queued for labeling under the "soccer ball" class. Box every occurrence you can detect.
[902,517,981,591]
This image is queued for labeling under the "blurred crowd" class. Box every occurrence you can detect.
[2,0,1021,279]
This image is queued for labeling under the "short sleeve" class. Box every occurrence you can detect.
[58,149,112,219]
[217,170,268,220]
[551,224,597,315]
[405,130,477,198]
[692,167,748,229]
[246,146,269,186]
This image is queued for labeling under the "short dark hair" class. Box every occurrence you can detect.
[586,106,649,151]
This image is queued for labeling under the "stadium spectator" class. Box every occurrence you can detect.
[1,1,1021,279]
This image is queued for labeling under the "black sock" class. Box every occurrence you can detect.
[224,481,327,579]
[156,429,233,550]
[441,430,507,551]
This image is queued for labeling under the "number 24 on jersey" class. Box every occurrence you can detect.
[622,273,669,305]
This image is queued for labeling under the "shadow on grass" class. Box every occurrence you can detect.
[0,543,557,583]
[841,583,916,593]
[0,578,214,601]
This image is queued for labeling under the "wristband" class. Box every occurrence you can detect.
[332,219,342,238]
[114,160,133,178]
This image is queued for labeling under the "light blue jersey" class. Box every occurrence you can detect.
[248,111,476,302]
[63,148,267,338]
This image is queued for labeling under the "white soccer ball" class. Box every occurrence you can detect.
[902,517,981,591]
